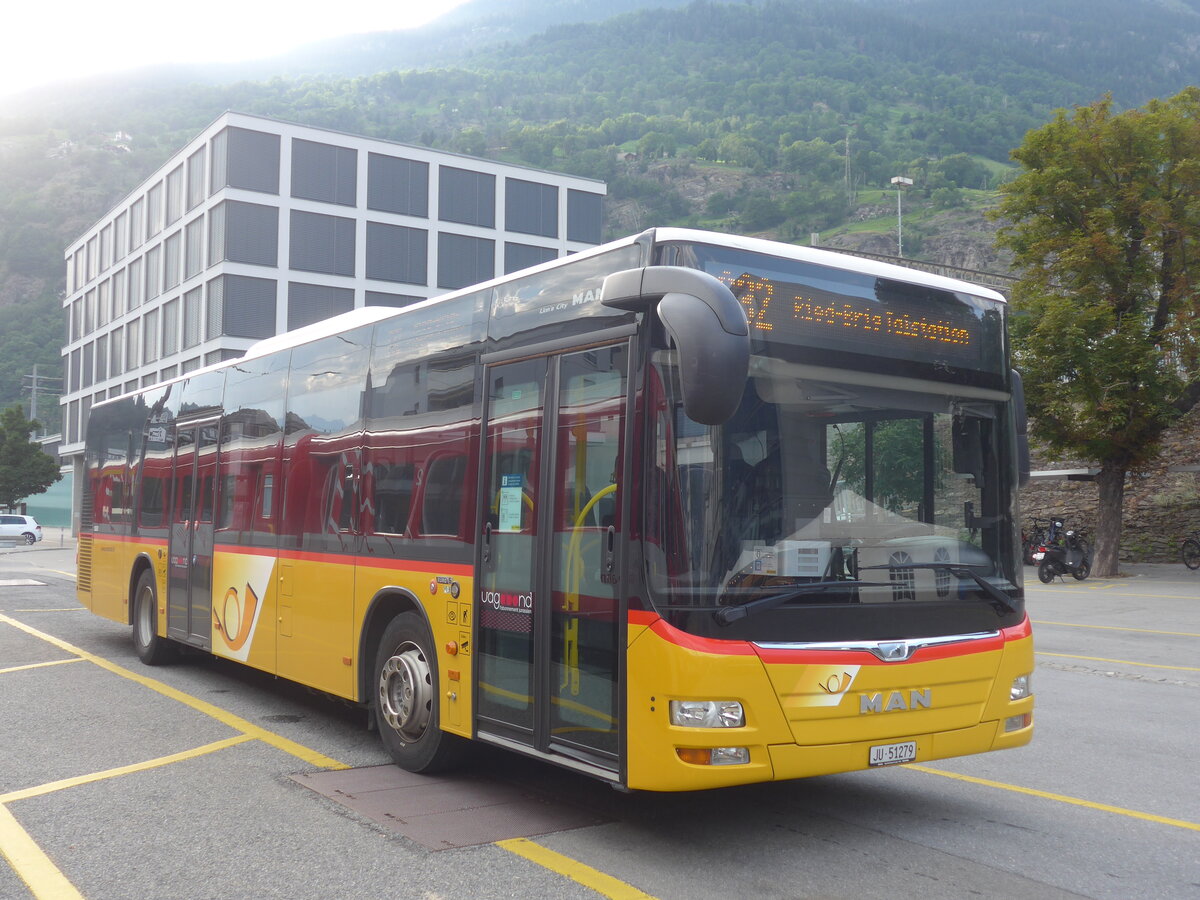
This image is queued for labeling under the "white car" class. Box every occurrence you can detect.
[0,514,43,544]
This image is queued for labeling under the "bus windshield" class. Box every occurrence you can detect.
[644,241,1022,639]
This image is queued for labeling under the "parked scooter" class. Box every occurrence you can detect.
[1037,524,1091,582]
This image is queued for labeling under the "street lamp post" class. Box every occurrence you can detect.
[890,175,913,257]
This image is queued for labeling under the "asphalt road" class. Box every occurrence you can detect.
[2,543,1197,900]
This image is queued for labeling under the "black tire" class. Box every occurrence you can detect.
[373,612,466,774]
[1182,538,1200,571]
[1037,561,1055,584]
[1071,560,1091,581]
[22,532,36,545]
[132,569,176,665]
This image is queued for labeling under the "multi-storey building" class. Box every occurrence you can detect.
[60,111,606,462]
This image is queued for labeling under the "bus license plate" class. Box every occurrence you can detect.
[869,741,917,767]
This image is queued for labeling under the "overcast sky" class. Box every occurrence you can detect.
[1,0,471,99]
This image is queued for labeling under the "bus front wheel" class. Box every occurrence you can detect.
[373,612,465,773]
[132,570,176,665]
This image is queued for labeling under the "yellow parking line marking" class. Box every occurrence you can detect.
[12,608,85,613]
[0,736,254,805]
[908,765,1200,832]
[0,613,349,771]
[1032,620,1200,638]
[1036,651,1199,672]
[498,837,657,899]
[0,803,85,900]
[0,658,84,676]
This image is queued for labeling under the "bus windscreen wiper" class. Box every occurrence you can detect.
[714,580,888,626]
[859,563,1018,614]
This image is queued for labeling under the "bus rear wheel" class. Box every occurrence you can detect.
[373,612,465,774]
[132,570,176,665]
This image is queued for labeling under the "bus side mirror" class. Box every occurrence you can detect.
[601,266,749,425]
[1011,369,1031,488]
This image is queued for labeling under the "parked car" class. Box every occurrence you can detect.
[0,514,43,544]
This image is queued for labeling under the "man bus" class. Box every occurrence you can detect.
[79,228,1033,791]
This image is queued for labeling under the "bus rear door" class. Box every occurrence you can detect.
[167,418,218,648]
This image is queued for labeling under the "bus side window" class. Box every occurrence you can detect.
[422,454,468,537]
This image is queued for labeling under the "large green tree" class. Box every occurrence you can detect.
[994,89,1200,575]
[0,405,59,510]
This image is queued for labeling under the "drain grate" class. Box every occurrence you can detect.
[293,763,613,850]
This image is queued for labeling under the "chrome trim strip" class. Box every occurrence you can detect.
[475,730,620,782]
[753,630,1001,661]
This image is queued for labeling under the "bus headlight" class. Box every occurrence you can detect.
[669,700,745,728]
[1010,674,1032,701]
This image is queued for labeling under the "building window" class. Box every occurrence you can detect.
[109,325,123,378]
[367,153,428,217]
[98,279,111,328]
[288,282,354,330]
[185,218,205,280]
[187,147,206,210]
[210,274,276,339]
[291,139,357,206]
[112,268,126,318]
[129,198,145,251]
[211,126,280,195]
[87,236,98,281]
[144,244,162,302]
[95,335,107,384]
[69,349,80,393]
[289,210,355,276]
[366,222,426,285]
[128,256,144,310]
[225,201,279,267]
[439,167,495,228]
[504,242,556,275]
[183,287,203,349]
[143,308,160,364]
[166,165,184,226]
[437,233,494,290]
[162,297,180,356]
[114,211,128,259]
[567,190,603,244]
[82,342,94,389]
[125,320,140,369]
[505,179,558,238]
[164,232,182,291]
[100,224,113,271]
[146,182,163,241]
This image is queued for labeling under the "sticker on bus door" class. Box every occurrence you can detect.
[498,473,525,532]
[212,553,274,662]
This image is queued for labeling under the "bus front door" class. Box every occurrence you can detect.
[167,420,218,648]
[477,344,627,773]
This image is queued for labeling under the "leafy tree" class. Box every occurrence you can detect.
[0,405,60,510]
[994,89,1200,575]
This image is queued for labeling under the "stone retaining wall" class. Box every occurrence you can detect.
[1018,406,1200,562]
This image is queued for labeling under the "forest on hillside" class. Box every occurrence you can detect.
[2,0,1199,427]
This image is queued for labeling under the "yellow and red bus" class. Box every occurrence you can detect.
[78,228,1033,791]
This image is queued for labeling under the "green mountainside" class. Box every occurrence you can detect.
[2,0,1199,428]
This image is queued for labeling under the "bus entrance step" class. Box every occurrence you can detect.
[292,762,612,850]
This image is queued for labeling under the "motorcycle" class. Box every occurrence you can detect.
[1037,525,1091,583]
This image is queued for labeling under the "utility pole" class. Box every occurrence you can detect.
[22,365,63,437]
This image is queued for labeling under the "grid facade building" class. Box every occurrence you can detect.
[60,111,606,457]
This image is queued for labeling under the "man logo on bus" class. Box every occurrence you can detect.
[859,689,932,714]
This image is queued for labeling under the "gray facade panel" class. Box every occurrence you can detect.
[366,222,427,285]
[365,291,422,308]
[226,201,279,267]
[288,282,354,331]
[505,179,558,238]
[368,153,429,217]
[224,127,281,194]
[439,167,495,228]
[221,274,277,339]
[437,232,494,290]
[292,139,357,206]
[289,210,355,276]
[567,189,603,244]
